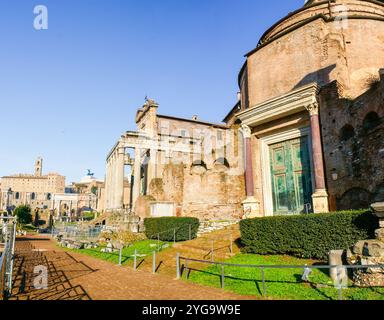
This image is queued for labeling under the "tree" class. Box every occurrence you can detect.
[14,205,33,225]
[91,186,98,196]
[33,209,40,227]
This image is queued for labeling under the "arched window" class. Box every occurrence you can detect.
[15,192,20,200]
[31,192,36,200]
[340,125,355,142]
[363,112,381,131]
[47,193,52,201]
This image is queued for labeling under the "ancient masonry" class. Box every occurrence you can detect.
[104,0,384,221]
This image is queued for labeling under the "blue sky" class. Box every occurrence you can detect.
[0,0,303,183]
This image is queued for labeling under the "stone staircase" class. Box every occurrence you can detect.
[135,223,242,277]
[197,220,240,236]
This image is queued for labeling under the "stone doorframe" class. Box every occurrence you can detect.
[260,126,315,217]
[237,82,330,217]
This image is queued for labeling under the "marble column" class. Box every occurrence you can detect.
[132,147,142,211]
[306,102,329,213]
[111,155,117,209]
[105,160,111,210]
[115,146,125,210]
[105,157,111,210]
[240,124,260,218]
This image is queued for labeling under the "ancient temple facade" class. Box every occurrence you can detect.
[229,0,384,217]
[104,99,245,220]
[104,0,384,220]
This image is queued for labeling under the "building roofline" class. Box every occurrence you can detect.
[244,0,384,58]
[222,101,241,123]
[157,114,228,129]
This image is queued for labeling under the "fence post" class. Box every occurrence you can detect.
[185,259,189,279]
[133,249,137,271]
[221,265,225,289]
[261,267,267,297]
[176,252,180,279]
[152,251,156,274]
[9,220,17,293]
[189,225,192,241]
[337,266,343,301]
[211,240,214,262]
[118,247,123,266]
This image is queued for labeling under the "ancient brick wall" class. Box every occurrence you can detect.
[319,70,384,210]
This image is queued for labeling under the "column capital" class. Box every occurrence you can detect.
[240,124,252,139]
[117,146,126,155]
[306,102,319,116]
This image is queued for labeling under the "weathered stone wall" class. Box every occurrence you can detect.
[146,162,245,221]
[319,70,384,210]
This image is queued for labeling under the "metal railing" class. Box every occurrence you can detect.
[0,216,17,300]
[176,254,384,300]
[51,225,103,241]
[145,224,198,251]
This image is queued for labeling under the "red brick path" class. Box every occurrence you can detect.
[10,235,254,300]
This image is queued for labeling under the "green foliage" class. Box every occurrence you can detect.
[144,217,200,242]
[14,205,33,225]
[33,211,40,227]
[83,211,95,221]
[188,253,384,300]
[240,210,377,260]
[91,186,98,196]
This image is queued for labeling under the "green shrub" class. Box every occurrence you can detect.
[240,210,378,260]
[83,211,95,221]
[144,217,200,242]
[14,205,33,225]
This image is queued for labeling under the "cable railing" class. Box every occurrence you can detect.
[175,254,384,300]
[0,216,17,300]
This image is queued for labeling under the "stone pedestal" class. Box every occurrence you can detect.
[329,250,347,283]
[242,197,260,218]
[312,189,330,213]
[347,202,384,287]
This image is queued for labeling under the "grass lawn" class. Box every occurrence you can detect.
[21,224,38,233]
[186,254,384,300]
[63,240,172,266]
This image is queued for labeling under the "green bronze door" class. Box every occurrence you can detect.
[270,137,313,215]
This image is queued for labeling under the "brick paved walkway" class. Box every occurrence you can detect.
[10,235,254,300]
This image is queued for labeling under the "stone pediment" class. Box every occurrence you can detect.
[237,83,319,127]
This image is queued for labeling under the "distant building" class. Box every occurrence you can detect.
[51,193,97,222]
[65,171,110,213]
[0,158,65,211]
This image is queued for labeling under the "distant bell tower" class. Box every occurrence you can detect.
[35,157,43,177]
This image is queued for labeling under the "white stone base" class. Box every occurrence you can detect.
[312,189,329,213]
[242,197,261,218]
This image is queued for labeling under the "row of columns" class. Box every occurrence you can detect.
[105,145,126,210]
[241,101,329,215]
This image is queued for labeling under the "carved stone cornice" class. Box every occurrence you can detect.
[237,82,319,127]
